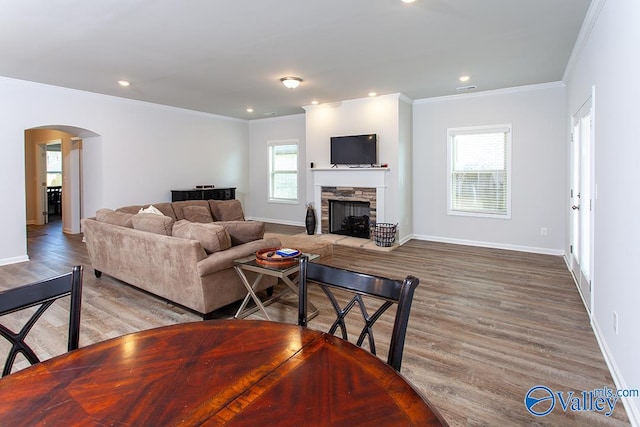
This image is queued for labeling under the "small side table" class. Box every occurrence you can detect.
[233,254,319,321]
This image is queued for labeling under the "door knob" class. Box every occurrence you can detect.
[571,205,580,210]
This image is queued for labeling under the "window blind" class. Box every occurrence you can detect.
[269,141,298,202]
[448,126,511,217]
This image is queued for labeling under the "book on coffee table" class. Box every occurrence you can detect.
[275,248,300,257]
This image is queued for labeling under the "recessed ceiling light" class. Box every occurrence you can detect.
[311,100,319,105]
[368,92,377,97]
[402,0,416,3]
[117,80,130,87]
[459,75,471,82]
[246,108,254,113]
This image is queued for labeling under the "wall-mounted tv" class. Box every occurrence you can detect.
[330,134,377,166]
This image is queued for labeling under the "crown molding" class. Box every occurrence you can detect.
[414,81,565,105]
[563,0,607,83]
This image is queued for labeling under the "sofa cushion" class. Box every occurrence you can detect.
[173,220,232,254]
[183,205,213,223]
[172,200,211,221]
[216,221,265,246]
[96,208,134,228]
[132,212,175,236]
[209,200,245,221]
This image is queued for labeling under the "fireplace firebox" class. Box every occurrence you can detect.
[329,200,371,238]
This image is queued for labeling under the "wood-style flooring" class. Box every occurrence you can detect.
[0,219,630,426]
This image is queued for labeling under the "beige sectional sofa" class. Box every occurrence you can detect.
[81,199,281,319]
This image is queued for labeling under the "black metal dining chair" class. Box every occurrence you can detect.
[0,265,83,376]
[298,256,419,372]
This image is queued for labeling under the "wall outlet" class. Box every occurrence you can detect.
[540,227,548,236]
[613,311,619,334]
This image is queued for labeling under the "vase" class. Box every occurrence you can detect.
[305,206,316,235]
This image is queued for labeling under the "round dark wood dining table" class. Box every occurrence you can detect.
[0,320,446,426]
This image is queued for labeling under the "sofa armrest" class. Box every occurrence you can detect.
[197,236,281,277]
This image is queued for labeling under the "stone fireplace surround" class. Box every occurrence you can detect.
[324,188,376,235]
[311,168,389,235]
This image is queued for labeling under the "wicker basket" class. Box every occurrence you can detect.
[371,223,398,247]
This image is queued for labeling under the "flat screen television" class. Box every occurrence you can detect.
[330,134,377,166]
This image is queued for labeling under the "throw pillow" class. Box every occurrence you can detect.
[132,212,174,236]
[172,220,232,254]
[216,221,265,246]
[172,200,210,220]
[208,200,245,221]
[183,205,213,223]
[138,205,164,215]
[96,208,134,228]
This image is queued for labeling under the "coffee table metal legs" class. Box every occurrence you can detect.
[234,270,271,320]
[233,266,319,321]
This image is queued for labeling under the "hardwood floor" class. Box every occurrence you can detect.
[0,220,630,426]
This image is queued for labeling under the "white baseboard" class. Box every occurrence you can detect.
[247,216,305,228]
[592,318,640,426]
[0,255,29,266]
[409,234,565,256]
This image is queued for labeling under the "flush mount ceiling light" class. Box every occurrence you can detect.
[117,80,130,87]
[459,75,470,82]
[280,76,303,89]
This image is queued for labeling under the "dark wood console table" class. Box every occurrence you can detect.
[171,187,236,202]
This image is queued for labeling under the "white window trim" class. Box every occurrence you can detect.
[268,139,299,204]
[446,124,512,219]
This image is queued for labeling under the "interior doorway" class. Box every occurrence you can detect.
[44,141,63,224]
[24,126,97,239]
[570,90,595,314]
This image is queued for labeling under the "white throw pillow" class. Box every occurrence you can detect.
[138,204,164,215]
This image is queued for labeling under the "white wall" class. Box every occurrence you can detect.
[398,97,414,241]
[412,84,567,254]
[247,114,307,225]
[565,0,640,422]
[304,94,408,239]
[0,76,249,265]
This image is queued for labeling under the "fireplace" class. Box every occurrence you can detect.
[311,168,388,236]
[329,200,371,238]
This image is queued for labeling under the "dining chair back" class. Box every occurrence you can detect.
[298,256,419,371]
[0,265,83,376]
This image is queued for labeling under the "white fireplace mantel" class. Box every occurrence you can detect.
[311,167,390,234]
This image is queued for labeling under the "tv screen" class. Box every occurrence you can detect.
[330,134,377,166]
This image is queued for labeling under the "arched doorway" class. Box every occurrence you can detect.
[24,125,100,236]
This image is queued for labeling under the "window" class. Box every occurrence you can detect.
[268,140,298,203]
[447,125,511,218]
[46,149,62,187]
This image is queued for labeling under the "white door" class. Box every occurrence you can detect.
[570,96,594,312]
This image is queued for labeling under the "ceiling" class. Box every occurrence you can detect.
[0,0,591,119]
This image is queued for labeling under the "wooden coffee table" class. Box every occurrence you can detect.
[233,253,319,321]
